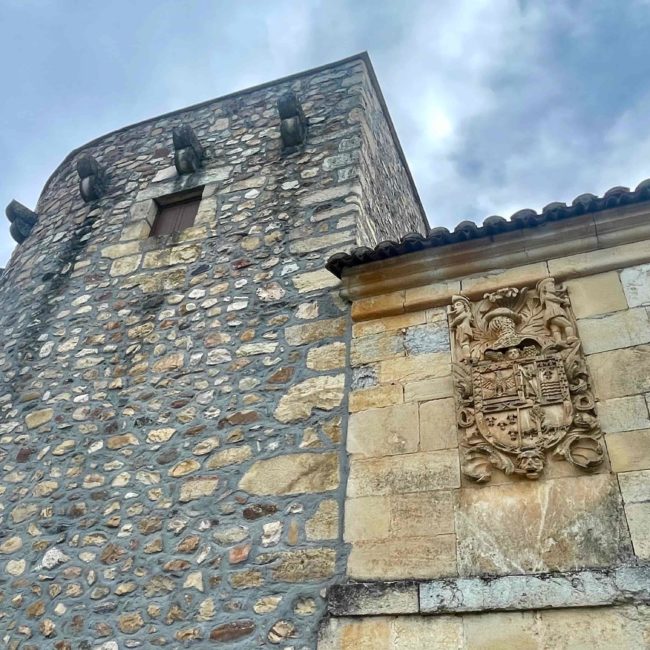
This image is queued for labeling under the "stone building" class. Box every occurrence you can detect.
[0,52,648,648]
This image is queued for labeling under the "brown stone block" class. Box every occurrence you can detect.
[285,317,346,346]
[403,280,462,311]
[348,450,460,497]
[463,611,538,650]
[419,398,458,450]
[456,474,631,576]
[347,534,456,580]
[606,429,650,472]
[352,292,405,321]
[238,452,339,496]
[352,311,426,338]
[403,375,454,403]
[351,331,405,366]
[344,496,391,542]
[274,374,345,423]
[587,344,650,399]
[538,605,649,649]
[461,262,549,298]
[379,352,451,384]
[390,617,464,649]
[349,384,403,412]
[318,617,392,650]
[347,403,419,458]
[389,490,455,538]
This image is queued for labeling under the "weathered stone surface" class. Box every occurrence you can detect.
[347,403,419,457]
[419,398,458,450]
[285,317,346,346]
[588,345,650,399]
[351,331,404,366]
[25,408,53,429]
[420,566,650,614]
[598,395,650,433]
[347,535,457,580]
[348,450,460,497]
[349,384,403,412]
[307,342,346,370]
[620,262,650,307]
[456,474,632,575]
[209,619,255,642]
[606,429,650,472]
[578,307,650,354]
[565,271,628,318]
[305,499,338,540]
[274,374,345,423]
[618,469,650,504]
[379,352,451,384]
[389,490,455,538]
[327,582,419,616]
[625,503,650,559]
[179,477,219,502]
[239,453,339,495]
[266,548,337,582]
[206,445,252,469]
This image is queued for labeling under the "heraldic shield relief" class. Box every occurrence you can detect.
[448,279,604,482]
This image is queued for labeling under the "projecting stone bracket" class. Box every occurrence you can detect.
[173,123,203,175]
[77,154,107,202]
[327,566,650,617]
[278,91,307,150]
[5,199,38,244]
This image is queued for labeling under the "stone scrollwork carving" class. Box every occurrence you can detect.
[278,91,307,150]
[5,200,38,244]
[76,154,106,202]
[448,279,604,482]
[172,123,203,175]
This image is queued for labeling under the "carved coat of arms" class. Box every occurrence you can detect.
[448,279,604,482]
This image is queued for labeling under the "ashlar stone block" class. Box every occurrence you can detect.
[347,403,419,458]
[606,428,650,472]
[577,307,650,354]
[456,474,631,576]
[347,534,457,580]
[588,344,650,399]
[564,271,627,318]
[419,398,458,450]
[621,261,650,307]
[598,395,650,433]
[348,450,460,497]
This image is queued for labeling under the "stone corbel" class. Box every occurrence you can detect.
[173,124,203,175]
[77,154,106,202]
[5,200,38,244]
[278,91,307,150]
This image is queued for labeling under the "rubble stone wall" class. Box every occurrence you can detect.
[0,56,422,648]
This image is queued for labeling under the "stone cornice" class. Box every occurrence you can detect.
[342,202,650,321]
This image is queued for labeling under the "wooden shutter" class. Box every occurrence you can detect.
[150,196,200,236]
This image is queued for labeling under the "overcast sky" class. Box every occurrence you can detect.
[2,0,650,265]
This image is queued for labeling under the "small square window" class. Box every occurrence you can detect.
[150,189,202,237]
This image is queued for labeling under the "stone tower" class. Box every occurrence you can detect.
[0,54,426,647]
[3,52,650,649]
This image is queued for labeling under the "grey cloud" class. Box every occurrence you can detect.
[1,0,649,265]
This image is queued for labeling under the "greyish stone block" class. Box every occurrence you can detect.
[419,566,650,614]
[327,581,419,616]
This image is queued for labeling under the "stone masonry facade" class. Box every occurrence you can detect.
[2,51,650,650]
[0,55,425,648]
